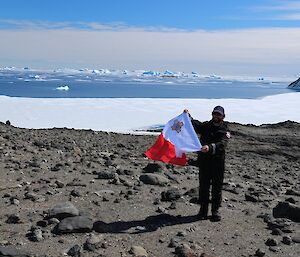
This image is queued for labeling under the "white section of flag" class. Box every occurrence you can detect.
[163,112,202,157]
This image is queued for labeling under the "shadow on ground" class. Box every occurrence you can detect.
[93,214,200,234]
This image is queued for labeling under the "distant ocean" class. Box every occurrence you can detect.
[0,80,292,99]
[1,68,298,99]
[0,69,299,132]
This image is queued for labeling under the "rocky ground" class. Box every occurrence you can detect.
[0,120,299,257]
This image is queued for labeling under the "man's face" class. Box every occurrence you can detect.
[212,112,224,124]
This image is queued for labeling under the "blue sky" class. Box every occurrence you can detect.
[1,0,300,30]
[0,0,300,75]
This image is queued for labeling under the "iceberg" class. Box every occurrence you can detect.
[92,69,111,74]
[101,69,111,74]
[160,70,179,78]
[56,85,69,91]
[92,69,101,74]
[207,74,222,79]
[164,70,174,75]
[29,75,40,79]
[142,71,160,76]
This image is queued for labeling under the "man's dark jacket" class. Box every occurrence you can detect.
[191,119,229,160]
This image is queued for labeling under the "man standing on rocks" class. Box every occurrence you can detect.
[185,106,230,221]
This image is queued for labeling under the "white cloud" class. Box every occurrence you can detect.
[250,1,300,21]
[0,24,300,76]
[276,13,300,20]
[259,1,300,11]
[0,19,186,32]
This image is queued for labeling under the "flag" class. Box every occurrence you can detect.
[145,112,201,166]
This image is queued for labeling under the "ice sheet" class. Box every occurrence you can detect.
[0,93,299,133]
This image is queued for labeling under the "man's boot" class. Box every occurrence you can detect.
[197,204,208,220]
[211,208,221,222]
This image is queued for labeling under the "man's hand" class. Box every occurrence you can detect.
[201,145,209,153]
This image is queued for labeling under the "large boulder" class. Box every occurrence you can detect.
[139,174,169,186]
[0,246,30,257]
[273,202,300,222]
[48,202,79,220]
[54,216,93,234]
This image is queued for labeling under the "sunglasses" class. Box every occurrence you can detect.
[212,112,224,117]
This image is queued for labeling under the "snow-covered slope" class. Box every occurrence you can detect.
[0,93,299,133]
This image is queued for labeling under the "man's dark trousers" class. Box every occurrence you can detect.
[198,154,225,212]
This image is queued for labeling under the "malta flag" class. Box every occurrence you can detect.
[145,112,201,166]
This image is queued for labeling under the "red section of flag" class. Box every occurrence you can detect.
[145,133,187,166]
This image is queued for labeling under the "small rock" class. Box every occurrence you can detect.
[48,218,60,225]
[55,180,65,188]
[254,248,265,257]
[267,218,292,232]
[70,189,82,197]
[184,187,199,198]
[129,245,148,257]
[175,244,197,257]
[245,193,259,202]
[292,236,300,243]
[104,158,113,167]
[10,198,20,205]
[168,238,180,248]
[168,202,177,210]
[285,189,300,196]
[176,231,187,237]
[271,228,283,235]
[6,214,22,224]
[135,226,146,232]
[282,236,292,245]
[161,188,182,202]
[285,197,296,204]
[29,227,44,242]
[97,170,116,179]
[143,163,162,173]
[83,234,102,252]
[265,238,278,246]
[156,206,168,214]
[36,220,48,227]
[200,254,218,257]
[67,244,81,257]
[268,246,279,252]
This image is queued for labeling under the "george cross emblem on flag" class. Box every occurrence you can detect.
[171,119,184,133]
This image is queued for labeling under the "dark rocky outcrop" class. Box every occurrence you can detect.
[273,202,300,222]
